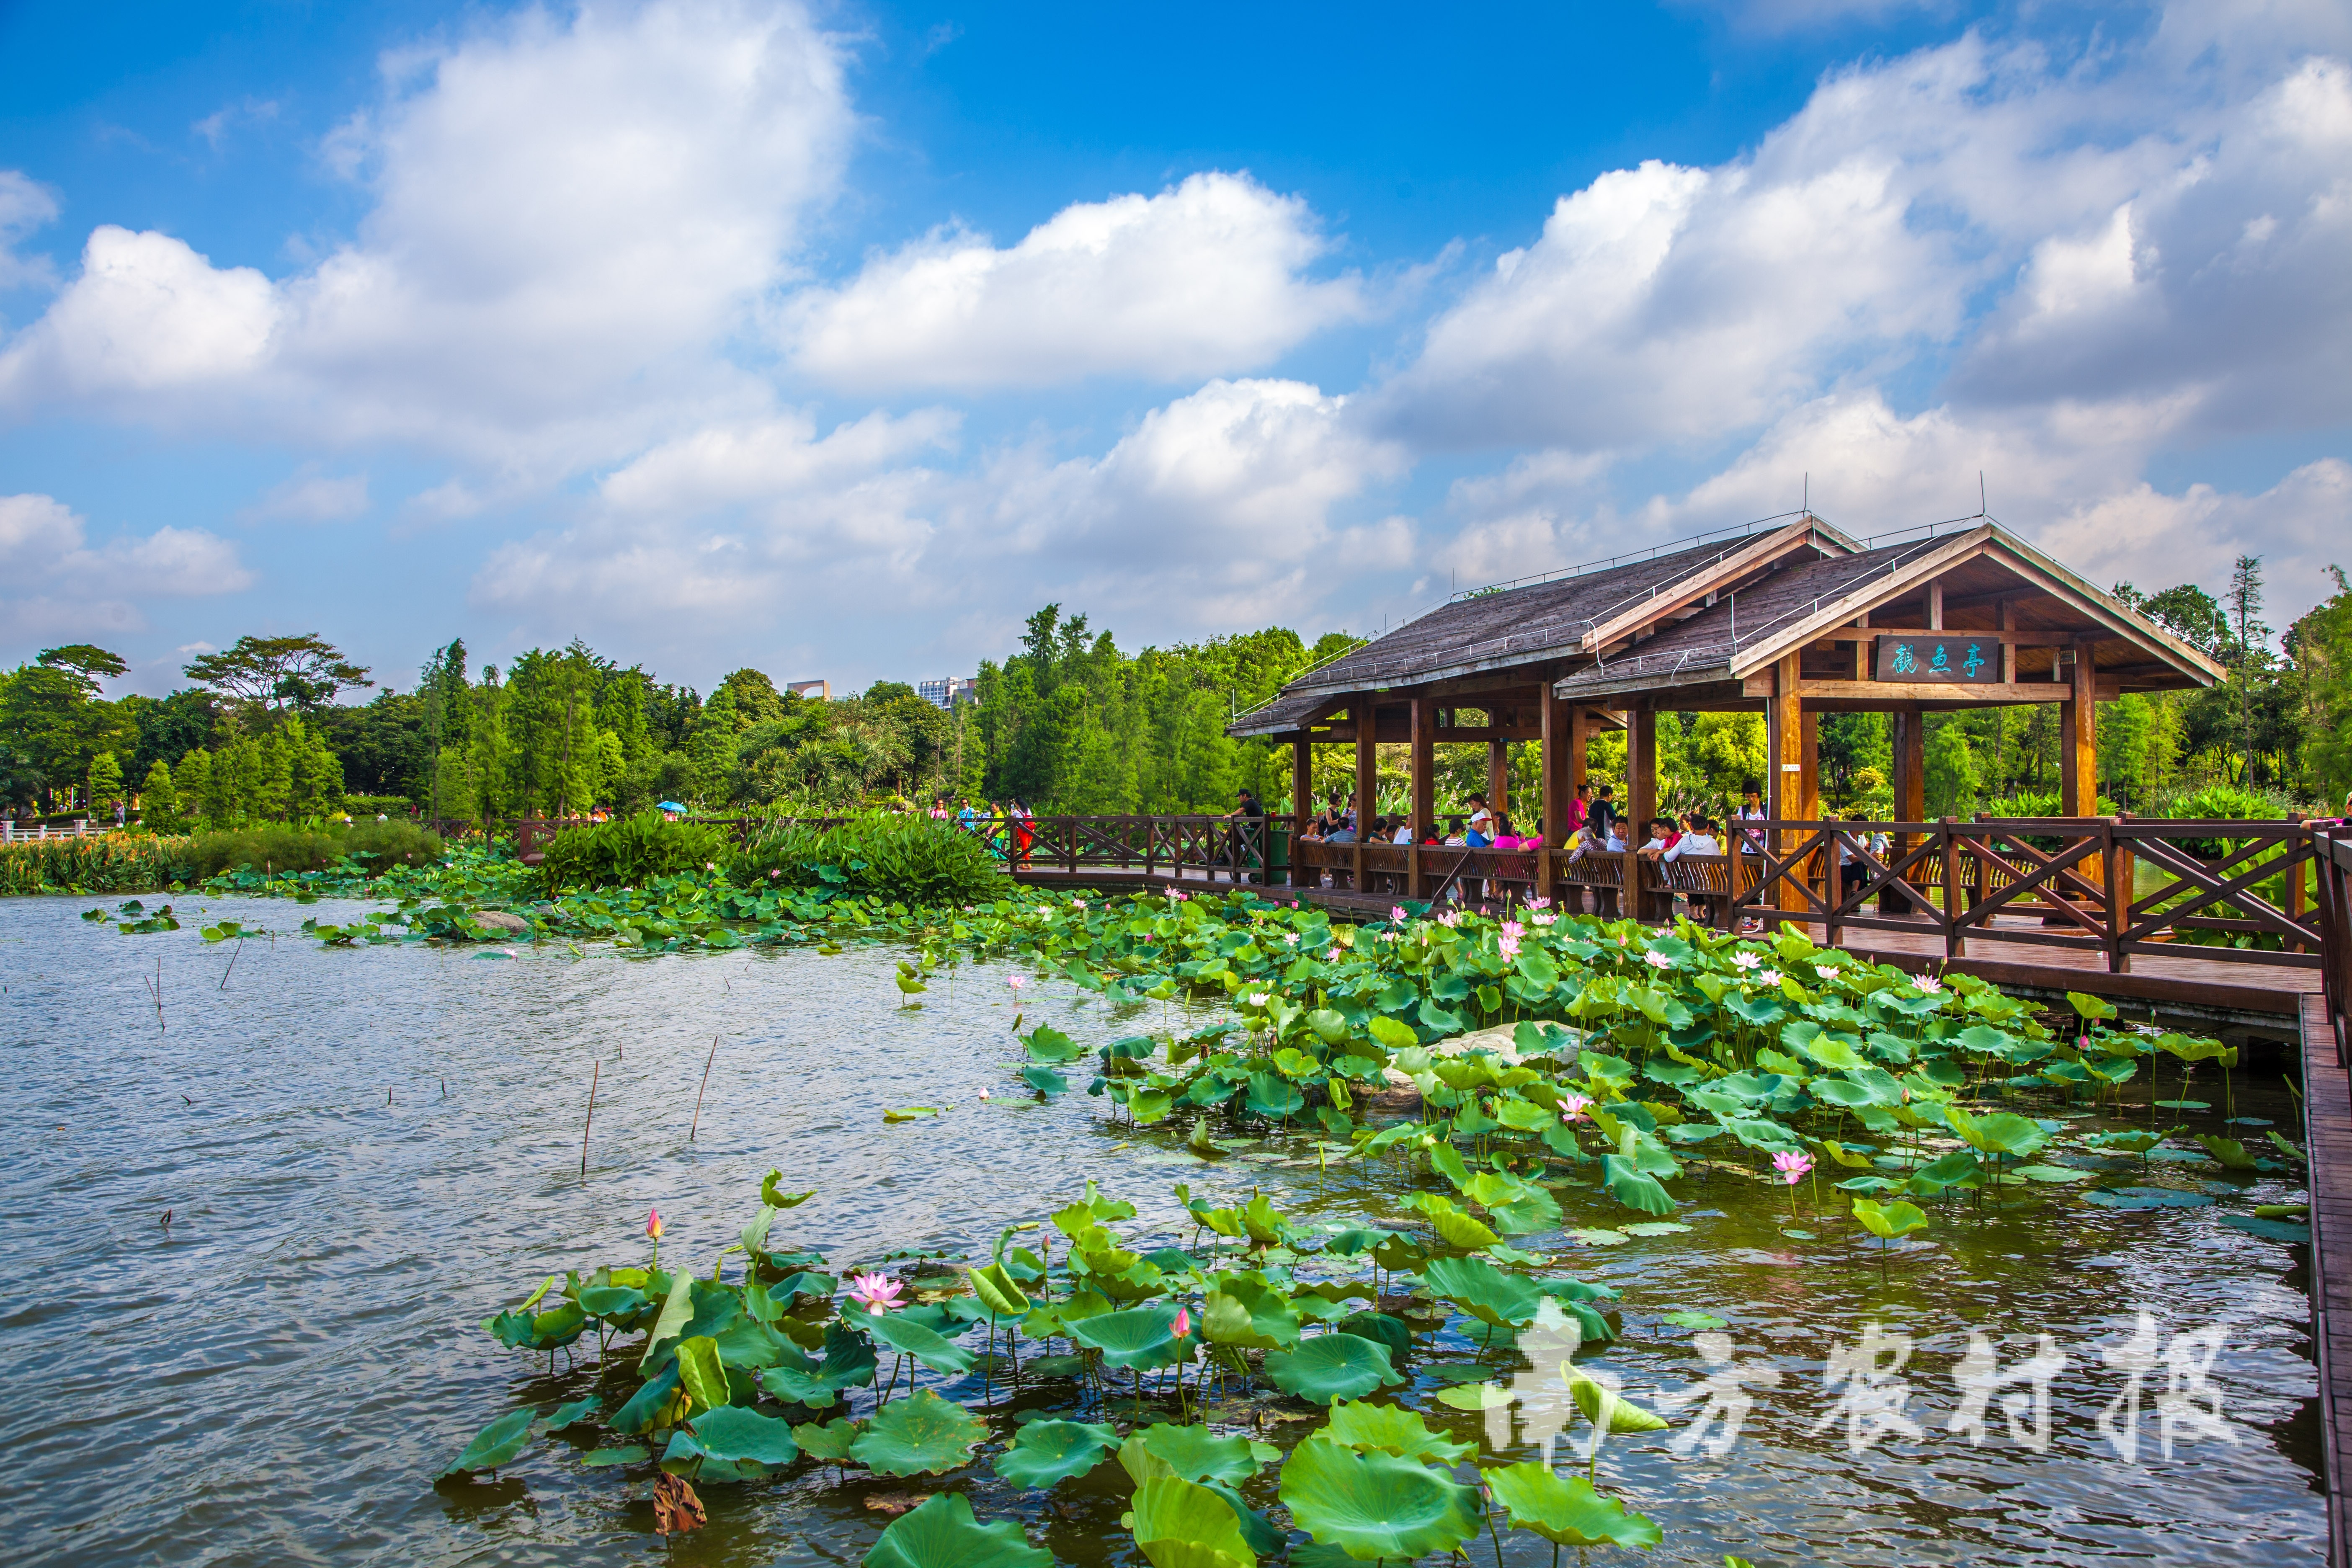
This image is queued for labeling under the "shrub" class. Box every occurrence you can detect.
[179,821,446,880]
[735,814,1010,906]
[538,812,730,890]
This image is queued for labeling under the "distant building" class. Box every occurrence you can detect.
[917,677,978,710]
[787,680,830,700]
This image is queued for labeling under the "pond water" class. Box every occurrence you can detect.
[0,892,2325,1566]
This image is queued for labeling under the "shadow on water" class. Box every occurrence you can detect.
[0,893,2325,1565]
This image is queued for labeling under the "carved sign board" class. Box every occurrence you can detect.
[1874,633,1999,683]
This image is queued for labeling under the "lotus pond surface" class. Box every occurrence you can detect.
[0,891,2325,1566]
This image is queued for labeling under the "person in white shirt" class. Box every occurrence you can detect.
[1664,816,1720,861]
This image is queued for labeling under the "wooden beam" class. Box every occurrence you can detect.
[2063,644,2099,816]
[1354,703,1379,837]
[1291,736,1310,837]
[1730,526,1995,681]
[1540,689,1569,847]
[1488,738,1510,826]
[1786,678,2122,704]
[1893,707,1925,822]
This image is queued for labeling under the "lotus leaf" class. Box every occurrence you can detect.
[612,1364,683,1436]
[1024,1026,1088,1063]
[759,1364,840,1407]
[1021,1065,1070,1096]
[2008,1165,2096,1183]
[1434,1382,1513,1411]
[2081,1186,2213,1210]
[1850,1198,1929,1240]
[1660,1310,1727,1331]
[1278,1436,1485,1561]
[1946,1107,2049,1159]
[443,1408,535,1476]
[1421,1254,1541,1327]
[675,1334,733,1415]
[1130,1422,1265,1485]
[968,1262,1031,1315]
[865,1493,1053,1568]
[581,1445,647,1466]
[1320,1400,1473,1462]
[1246,1072,1305,1119]
[712,1317,792,1369]
[1601,1154,1676,1215]
[578,1283,649,1320]
[2219,1214,2311,1242]
[1482,1462,1663,1550]
[864,1312,976,1376]
[1129,1475,1257,1568]
[1069,1305,1189,1369]
[1564,1366,1669,1434]
[638,1271,697,1371]
[993,1418,1120,1488]
[1367,1015,1419,1051]
[2193,1135,2259,1170]
[760,1170,816,1209]
[851,1388,988,1476]
[792,1417,861,1461]
[689,1406,802,1465]
[1334,1310,1412,1359]
[543,1395,600,1431]
[1407,1193,1501,1250]
[1570,1228,1630,1246]
[1265,1335,1403,1404]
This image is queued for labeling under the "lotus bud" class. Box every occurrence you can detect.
[645,1208,663,1240]
[1173,1305,1191,1337]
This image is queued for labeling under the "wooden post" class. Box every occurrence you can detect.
[1540,687,1570,847]
[1290,735,1311,888]
[1773,652,1808,919]
[2102,817,2129,972]
[2064,642,2101,890]
[1627,707,1657,922]
[1488,738,1510,825]
[1354,699,1378,892]
[1410,697,1435,900]
[1569,707,1590,798]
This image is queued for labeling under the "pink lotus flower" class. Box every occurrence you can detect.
[1644,950,1673,970]
[1283,932,1300,946]
[1526,897,1552,911]
[1731,951,1761,970]
[1915,974,1945,994]
[1172,1305,1191,1337]
[1532,913,1558,927]
[1560,1093,1593,1122]
[1247,992,1270,1007]
[1391,905,1408,923]
[1497,936,1521,959]
[1327,947,1342,961]
[1500,920,1525,941]
[1816,967,1839,984]
[978,1088,991,1101]
[1437,911,1462,928]
[705,862,718,872]
[645,1208,664,1241]
[1757,969,1783,988]
[1008,976,1026,993]
[847,1272,904,1316]
[1772,1150,1814,1184]
[2077,1035,2089,1051]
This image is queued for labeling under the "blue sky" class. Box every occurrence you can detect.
[2,0,2347,697]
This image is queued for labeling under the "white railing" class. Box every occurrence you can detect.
[0,819,101,843]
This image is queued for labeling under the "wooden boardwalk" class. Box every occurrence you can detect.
[1011,863,2318,1022]
[2303,993,2351,1568]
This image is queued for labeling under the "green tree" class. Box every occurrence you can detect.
[184,634,373,714]
[87,750,124,812]
[139,758,178,829]
[1924,721,1981,818]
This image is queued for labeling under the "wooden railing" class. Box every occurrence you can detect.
[2315,822,2352,1054]
[1730,816,2326,972]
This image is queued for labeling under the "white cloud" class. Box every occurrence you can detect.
[781,173,1367,390]
[472,378,1410,660]
[0,171,60,292]
[0,492,254,645]
[240,467,371,524]
[0,0,853,467]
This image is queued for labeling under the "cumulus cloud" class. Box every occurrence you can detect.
[240,467,371,524]
[0,0,853,467]
[781,173,1367,390]
[0,492,254,642]
[472,378,1409,662]
[0,171,60,292]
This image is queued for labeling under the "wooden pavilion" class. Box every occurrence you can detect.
[1228,512,2226,909]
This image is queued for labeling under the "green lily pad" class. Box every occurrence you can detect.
[1778,1228,1816,1240]
[580,1444,647,1467]
[1068,1305,1187,1370]
[1020,1065,1070,1096]
[1278,1436,1485,1561]
[1619,1222,1691,1237]
[993,1419,1121,1488]
[1024,1353,1088,1378]
[1433,1382,1513,1411]
[852,1388,988,1476]
[689,1406,802,1465]
[792,1417,861,1461]
[2153,1099,2211,1110]
[2219,1214,2312,1243]
[1130,1474,1257,1568]
[867,1312,976,1376]
[1320,1400,1473,1462]
[1265,1336,1404,1405]
[1420,1255,1541,1328]
[1482,1461,1662,1550]
[2081,1186,2214,1210]
[443,1408,535,1476]
[866,1493,1053,1568]
[1659,1311,1727,1331]
[1568,1228,1630,1246]
[1135,1422,1268,1485]
[543,1395,600,1431]
[2009,1165,2097,1183]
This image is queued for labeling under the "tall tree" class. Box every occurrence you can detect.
[184,634,374,714]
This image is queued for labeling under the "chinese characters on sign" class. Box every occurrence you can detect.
[1474,1310,2239,1463]
[1875,632,1999,683]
